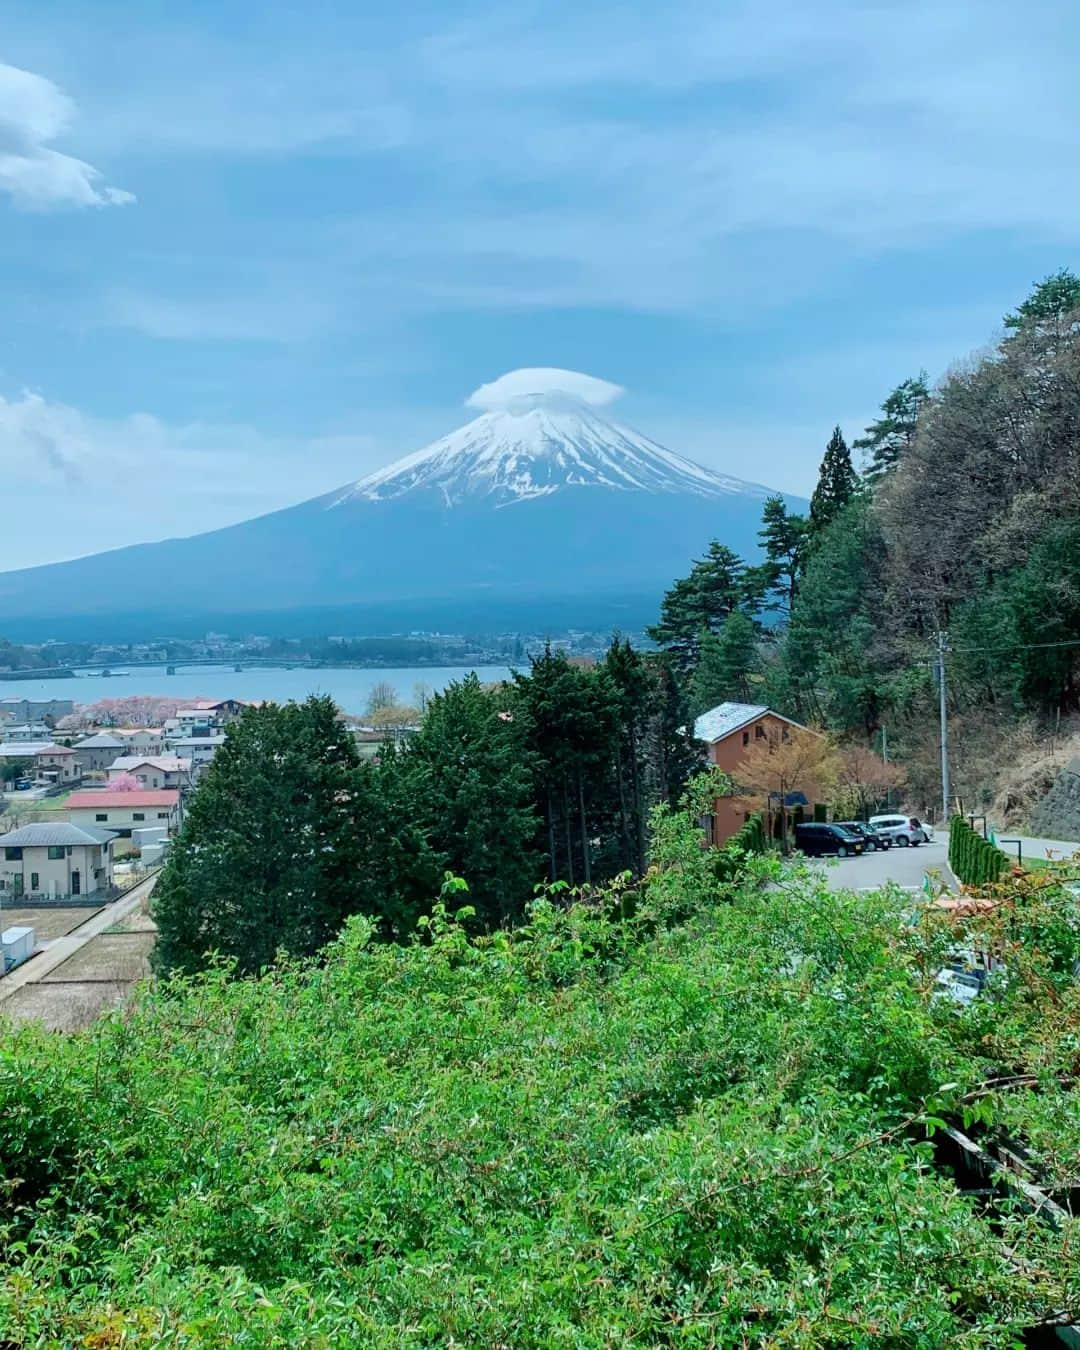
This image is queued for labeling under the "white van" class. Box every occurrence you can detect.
[869,814,931,846]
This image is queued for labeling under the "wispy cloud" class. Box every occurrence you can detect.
[0,390,380,565]
[0,62,133,210]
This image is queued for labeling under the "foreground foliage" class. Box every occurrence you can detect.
[3,805,1079,1345]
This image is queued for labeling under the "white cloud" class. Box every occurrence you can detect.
[0,390,378,566]
[0,62,133,210]
[467,368,624,410]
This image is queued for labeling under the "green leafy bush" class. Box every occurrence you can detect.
[1,803,1077,1345]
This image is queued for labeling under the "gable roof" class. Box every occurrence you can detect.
[38,743,77,756]
[107,755,191,772]
[75,733,128,749]
[0,822,117,847]
[66,789,179,809]
[693,702,810,744]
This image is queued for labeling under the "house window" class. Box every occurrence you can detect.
[30,872,39,890]
[755,725,766,740]
[781,726,790,742]
[96,813,108,822]
[157,812,169,819]
[47,845,65,860]
[133,812,145,821]
[4,847,22,860]
[742,730,750,746]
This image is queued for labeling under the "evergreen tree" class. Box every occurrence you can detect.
[402,674,540,927]
[809,426,857,536]
[647,541,755,672]
[1004,268,1080,334]
[752,495,808,614]
[854,376,929,481]
[689,611,758,714]
[153,697,368,975]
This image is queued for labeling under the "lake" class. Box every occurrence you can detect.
[0,665,513,717]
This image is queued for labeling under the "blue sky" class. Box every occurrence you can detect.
[2,0,1078,565]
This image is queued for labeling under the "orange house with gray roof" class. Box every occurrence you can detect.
[694,701,817,845]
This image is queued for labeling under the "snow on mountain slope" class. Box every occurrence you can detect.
[332,368,772,509]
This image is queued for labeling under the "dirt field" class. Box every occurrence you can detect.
[107,907,158,934]
[3,980,131,1031]
[41,932,155,983]
[0,906,100,941]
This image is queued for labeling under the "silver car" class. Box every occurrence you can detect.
[868,813,931,846]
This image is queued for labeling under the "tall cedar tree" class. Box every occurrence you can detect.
[854,375,929,481]
[400,674,540,927]
[808,426,857,538]
[153,697,367,975]
[647,541,757,673]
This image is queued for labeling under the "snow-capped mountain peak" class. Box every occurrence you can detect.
[332,368,771,509]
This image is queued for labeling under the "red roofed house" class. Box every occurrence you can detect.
[65,789,181,837]
[694,702,819,845]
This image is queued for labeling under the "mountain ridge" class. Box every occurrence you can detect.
[0,369,805,636]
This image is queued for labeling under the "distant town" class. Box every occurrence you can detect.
[0,627,647,679]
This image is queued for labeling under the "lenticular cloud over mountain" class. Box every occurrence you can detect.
[466,368,625,411]
[0,365,808,633]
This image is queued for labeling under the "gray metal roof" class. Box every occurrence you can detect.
[75,733,128,749]
[0,822,117,847]
[0,741,56,757]
[693,702,771,743]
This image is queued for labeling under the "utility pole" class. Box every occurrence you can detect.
[880,725,889,764]
[936,631,950,824]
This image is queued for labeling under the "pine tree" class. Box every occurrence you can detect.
[854,376,929,481]
[809,426,857,536]
[647,541,755,672]
[1004,268,1080,334]
[753,495,808,614]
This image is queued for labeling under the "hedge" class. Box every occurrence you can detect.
[948,815,1009,887]
[730,812,767,854]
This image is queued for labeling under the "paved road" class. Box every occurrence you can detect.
[0,871,158,1002]
[812,837,953,893]
[993,832,1080,864]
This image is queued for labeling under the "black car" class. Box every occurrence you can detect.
[835,821,891,851]
[794,823,865,858]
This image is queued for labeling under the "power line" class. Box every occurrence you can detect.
[947,636,1080,655]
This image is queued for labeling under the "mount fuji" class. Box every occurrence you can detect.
[0,369,806,639]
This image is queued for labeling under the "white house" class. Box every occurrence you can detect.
[113,728,165,756]
[65,789,181,837]
[107,755,192,789]
[163,734,225,768]
[0,822,116,900]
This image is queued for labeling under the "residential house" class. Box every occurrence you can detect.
[35,744,82,784]
[0,721,52,742]
[107,755,192,790]
[73,732,129,774]
[0,697,74,724]
[0,741,80,783]
[0,822,116,900]
[113,728,165,756]
[65,789,181,837]
[694,702,818,846]
[162,734,225,768]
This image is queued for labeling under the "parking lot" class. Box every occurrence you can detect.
[811,834,954,893]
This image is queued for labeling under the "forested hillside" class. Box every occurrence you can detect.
[651,271,1080,814]
[3,791,1079,1345]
